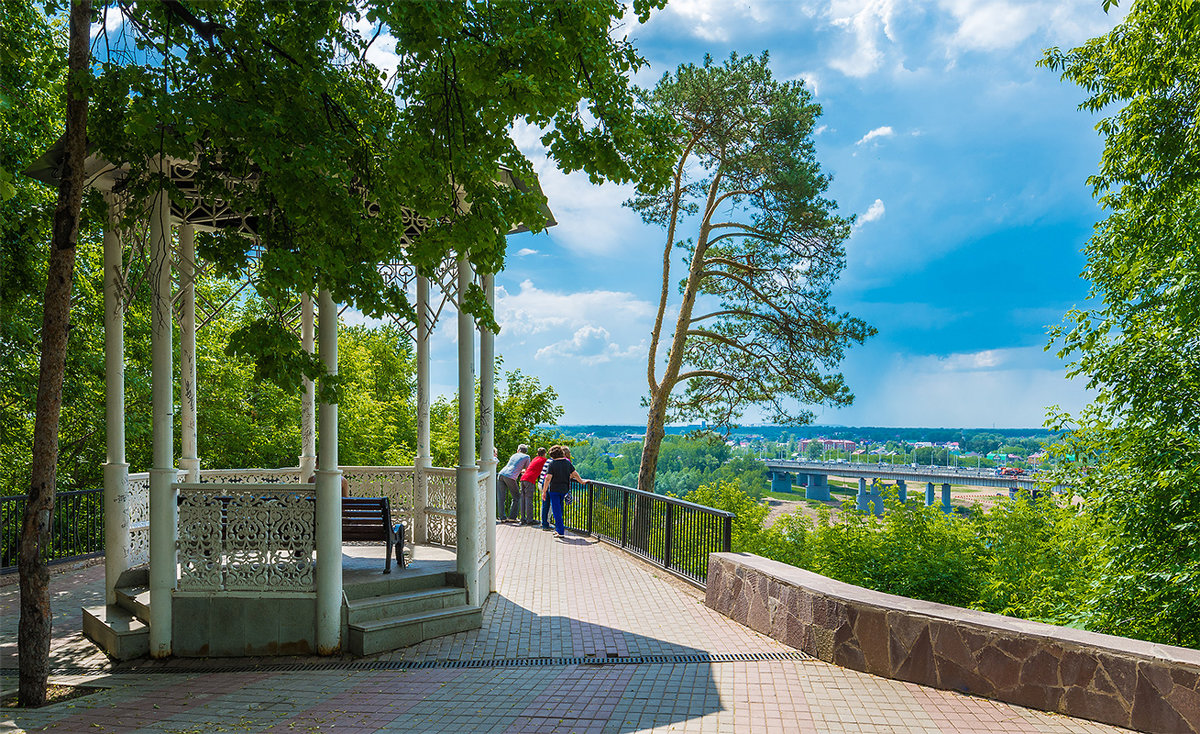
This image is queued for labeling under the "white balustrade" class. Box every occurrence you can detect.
[176,483,316,592]
[125,465,463,586]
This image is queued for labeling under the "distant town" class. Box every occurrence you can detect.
[551,424,1056,470]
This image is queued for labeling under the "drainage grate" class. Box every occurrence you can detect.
[52,650,812,677]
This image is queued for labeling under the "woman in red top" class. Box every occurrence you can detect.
[518,447,548,525]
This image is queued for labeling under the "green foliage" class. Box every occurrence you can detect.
[684,481,769,553]
[76,0,678,391]
[1040,0,1200,647]
[686,481,1116,635]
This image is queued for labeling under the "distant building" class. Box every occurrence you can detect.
[800,438,857,452]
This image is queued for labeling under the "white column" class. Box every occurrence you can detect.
[413,275,431,544]
[177,224,200,483]
[147,181,177,657]
[315,288,343,653]
[455,256,480,604]
[299,291,316,482]
[480,273,497,593]
[102,194,129,606]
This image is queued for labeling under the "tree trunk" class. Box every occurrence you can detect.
[19,0,91,707]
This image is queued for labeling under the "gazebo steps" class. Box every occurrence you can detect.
[82,603,149,661]
[346,586,467,625]
[348,604,482,657]
[343,568,452,601]
[115,585,150,620]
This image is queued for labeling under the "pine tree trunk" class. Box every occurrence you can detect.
[19,0,91,707]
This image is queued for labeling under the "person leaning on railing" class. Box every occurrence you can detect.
[518,447,548,525]
[497,444,531,523]
[540,445,588,538]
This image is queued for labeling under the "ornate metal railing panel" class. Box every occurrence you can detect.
[128,472,150,567]
[176,483,315,593]
[342,466,417,537]
[425,468,458,547]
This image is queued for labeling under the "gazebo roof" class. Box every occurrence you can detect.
[24,138,557,237]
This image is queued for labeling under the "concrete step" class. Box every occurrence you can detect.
[115,585,150,621]
[115,565,149,589]
[346,587,467,625]
[82,604,149,661]
[348,604,482,657]
[343,569,451,601]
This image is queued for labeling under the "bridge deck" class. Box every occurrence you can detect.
[1,526,1125,733]
[765,459,1053,490]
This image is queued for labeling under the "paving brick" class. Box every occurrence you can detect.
[0,525,1134,733]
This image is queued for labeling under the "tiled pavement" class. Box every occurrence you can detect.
[1,526,1132,733]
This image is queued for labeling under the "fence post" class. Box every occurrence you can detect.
[620,492,629,548]
[586,483,594,535]
[663,502,674,571]
[722,515,732,553]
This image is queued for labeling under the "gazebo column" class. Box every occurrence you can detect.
[102,194,129,606]
[413,275,431,544]
[480,273,497,593]
[148,183,177,657]
[299,291,316,482]
[177,224,200,483]
[315,288,343,653]
[455,256,481,604]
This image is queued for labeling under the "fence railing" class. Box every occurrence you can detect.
[4,474,736,588]
[1,489,105,574]
[532,480,734,587]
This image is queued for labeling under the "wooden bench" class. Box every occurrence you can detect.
[342,496,405,574]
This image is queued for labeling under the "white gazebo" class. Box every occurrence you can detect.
[27,146,552,658]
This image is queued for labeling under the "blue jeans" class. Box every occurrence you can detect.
[541,492,551,528]
[547,492,565,535]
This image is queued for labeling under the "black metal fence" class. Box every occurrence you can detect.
[531,480,733,587]
[1,489,105,574]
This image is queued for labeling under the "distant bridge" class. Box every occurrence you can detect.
[761,458,1054,515]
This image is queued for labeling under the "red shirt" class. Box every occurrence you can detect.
[520,455,548,483]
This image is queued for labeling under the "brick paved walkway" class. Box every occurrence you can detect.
[1,526,1131,733]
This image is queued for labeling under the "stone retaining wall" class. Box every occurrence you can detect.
[705,553,1200,733]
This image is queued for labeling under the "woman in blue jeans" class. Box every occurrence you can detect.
[540,445,587,538]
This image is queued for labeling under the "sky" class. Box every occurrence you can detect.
[88,2,1127,430]
[460,0,1129,429]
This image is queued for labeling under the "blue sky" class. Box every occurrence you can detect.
[86,3,1125,429]
[461,0,1128,429]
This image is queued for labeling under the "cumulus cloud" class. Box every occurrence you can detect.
[828,0,902,77]
[495,279,652,337]
[535,326,646,364]
[91,4,126,40]
[861,198,886,223]
[515,248,538,257]
[938,0,1132,55]
[856,126,895,145]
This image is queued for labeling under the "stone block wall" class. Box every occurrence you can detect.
[706,553,1200,733]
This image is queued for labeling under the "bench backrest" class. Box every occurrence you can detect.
[342,496,392,541]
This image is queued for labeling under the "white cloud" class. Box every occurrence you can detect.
[515,248,538,257]
[938,0,1131,55]
[649,0,795,42]
[828,0,902,78]
[856,126,895,146]
[535,326,646,365]
[793,71,822,96]
[495,279,652,338]
[861,198,886,224]
[91,4,126,40]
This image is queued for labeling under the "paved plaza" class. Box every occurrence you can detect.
[2,526,1131,733]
